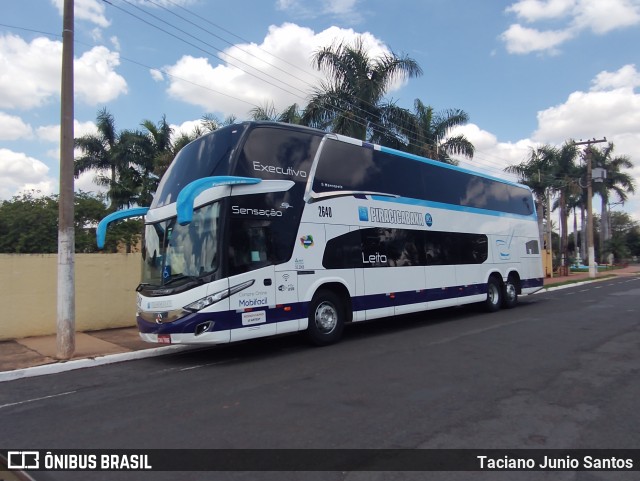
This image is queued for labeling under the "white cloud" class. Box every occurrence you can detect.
[50,0,110,28]
[36,120,98,144]
[450,123,538,181]
[0,35,62,109]
[0,149,52,200]
[572,0,640,34]
[170,120,204,139]
[500,24,574,55]
[505,0,575,21]
[110,36,121,51]
[533,65,640,143]
[276,0,363,20]
[0,34,127,109]
[502,0,640,54]
[159,23,398,118]
[75,170,108,195]
[591,64,640,91]
[150,69,164,82]
[474,64,640,221]
[75,46,128,105]
[0,112,34,140]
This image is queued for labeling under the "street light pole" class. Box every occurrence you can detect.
[57,0,75,359]
[586,147,596,279]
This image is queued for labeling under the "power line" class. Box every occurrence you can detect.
[2,12,515,176]
[103,0,427,145]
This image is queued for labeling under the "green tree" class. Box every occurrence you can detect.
[302,37,422,142]
[75,108,152,210]
[0,191,136,253]
[590,143,635,262]
[546,142,581,269]
[606,211,639,262]
[250,102,303,124]
[0,191,58,253]
[505,147,556,249]
[406,99,474,164]
[141,115,173,184]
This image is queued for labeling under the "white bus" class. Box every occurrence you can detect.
[98,121,543,346]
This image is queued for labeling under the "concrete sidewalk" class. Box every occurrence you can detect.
[1,264,638,379]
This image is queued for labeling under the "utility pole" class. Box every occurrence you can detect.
[57,0,75,360]
[574,138,607,279]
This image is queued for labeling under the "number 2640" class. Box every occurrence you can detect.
[318,206,332,218]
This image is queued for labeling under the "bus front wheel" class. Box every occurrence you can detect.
[307,290,345,346]
[485,276,503,312]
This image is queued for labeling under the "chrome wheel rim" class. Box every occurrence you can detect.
[505,282,517,302]
[488,283,500,305]
[315,301,338,334]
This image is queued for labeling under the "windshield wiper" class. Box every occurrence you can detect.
[163,274,203,287]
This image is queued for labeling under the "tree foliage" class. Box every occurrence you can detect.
[302,37,422,142]
[0,191,141,253]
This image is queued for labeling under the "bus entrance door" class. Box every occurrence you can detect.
[228,266,277,342]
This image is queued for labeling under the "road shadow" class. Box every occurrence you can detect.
[152,297,543,370]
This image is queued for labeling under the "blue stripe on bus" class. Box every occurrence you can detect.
[138,278,544,336]
[369,195,538,220]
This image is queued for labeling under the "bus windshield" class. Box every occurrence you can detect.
[151,124,248,208]
[141,201,222,288]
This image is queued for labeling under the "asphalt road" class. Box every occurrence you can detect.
[1,276,639,481]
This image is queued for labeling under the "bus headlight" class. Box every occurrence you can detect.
[183,279,255,313]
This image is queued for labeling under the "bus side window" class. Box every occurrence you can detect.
[228,220,274,275]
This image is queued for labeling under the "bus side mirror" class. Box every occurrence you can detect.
[96,207,149,249]
[176,176,261,226]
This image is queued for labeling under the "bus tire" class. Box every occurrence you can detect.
[485,276,502,312]
[502,274,519,309]
[307,290,345,346]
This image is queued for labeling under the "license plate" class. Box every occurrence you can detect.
[157,334,171,344]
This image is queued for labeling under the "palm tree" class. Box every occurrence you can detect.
[406,99,474,164]
[565,184,587,263]
[302,37,422,142]
[505,147,555,248]
[590,143,635,262]
[250,102,279,121]
[548,142,581,269]
[141,115,173,180]
[251,102,304,124]
[75,108,149,210]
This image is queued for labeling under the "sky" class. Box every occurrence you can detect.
[1,0,639,225]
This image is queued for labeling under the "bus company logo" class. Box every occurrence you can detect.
[358,206,369,221]
[425,213,433,227]
[232,206,283,217]
[369,207,425,226]
[239,297,268,307]
[300,235,314,249]
[8,451,39,469]
[252,161,307,179]
[496,239,511,260]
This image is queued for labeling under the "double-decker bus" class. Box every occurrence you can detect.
[98,121,543,346]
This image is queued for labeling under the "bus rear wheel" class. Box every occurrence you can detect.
[485,276,503,312]
[502,275,519,309]
[307,290,345,346]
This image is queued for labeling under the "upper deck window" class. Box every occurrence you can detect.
[234,125,322,183]
[312,138,534,217]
